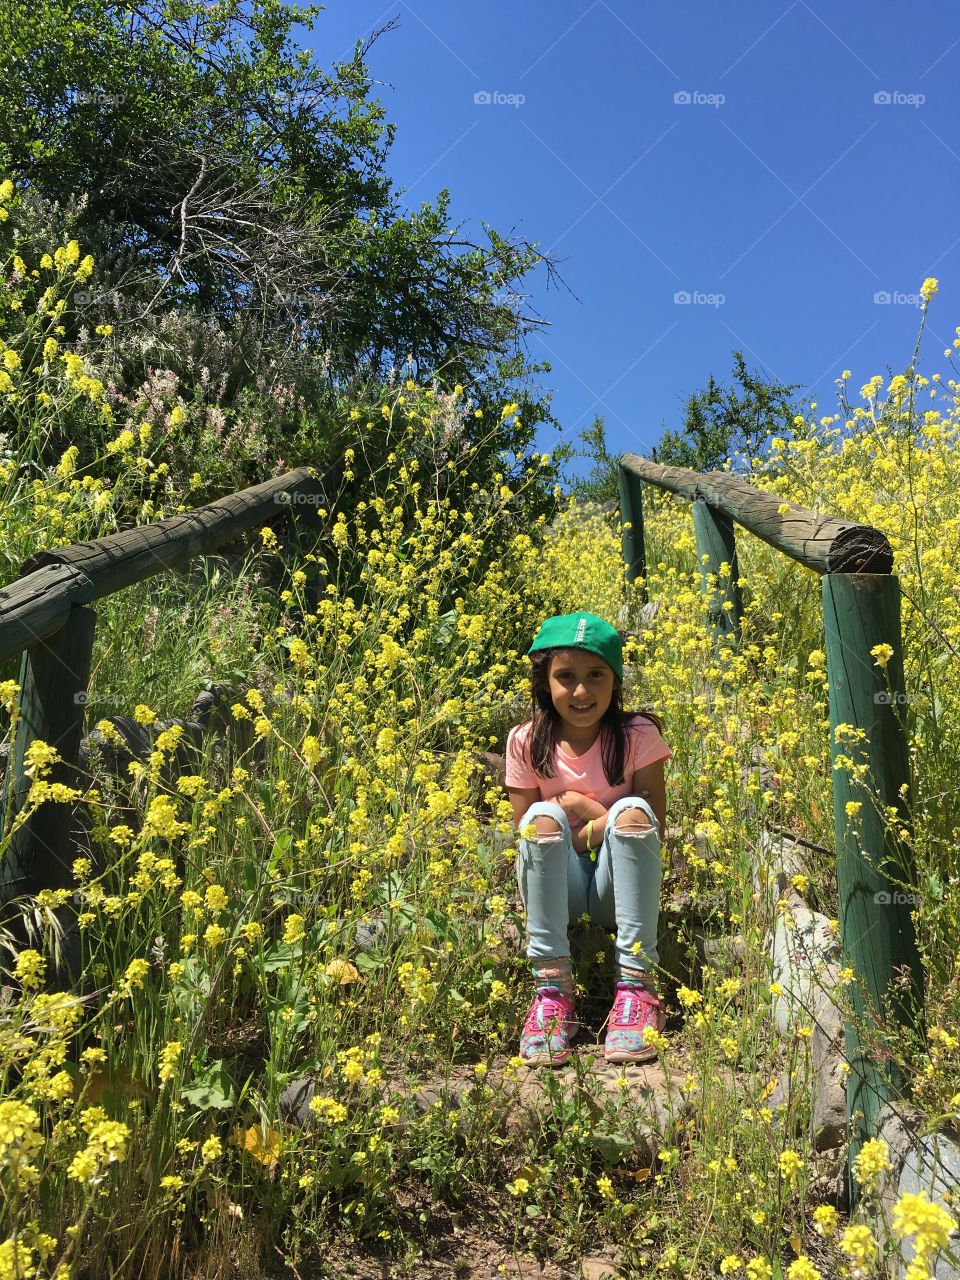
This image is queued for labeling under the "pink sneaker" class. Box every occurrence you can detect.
[604,982,666,1063]
[519,986,579,1066]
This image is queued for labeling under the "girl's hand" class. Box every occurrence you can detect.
[553,791,605,822]
[573,809,610,854]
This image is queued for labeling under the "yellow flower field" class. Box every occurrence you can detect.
[1,194,959,1277]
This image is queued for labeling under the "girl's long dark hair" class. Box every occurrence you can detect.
[518,646,667,784]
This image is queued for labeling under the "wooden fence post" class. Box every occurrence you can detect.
[0,604,96,981]
[822,572,925,1211]
[692,498,743,645]
[618,463,647,604]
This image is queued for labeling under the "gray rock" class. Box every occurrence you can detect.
[639,599,660,629]
[189,685,233,736]
[809,1145,850,1212]
[355,918,386,952]
[283,1057,693,1168]
[473,750,505,790]
[875,1104,960,1278]
[694,931,748,967]
[79,686,235,799]
[581,1257,622,1280]
[811,1049,848,1154]
[510,1059,692,1164]
[766,1066,803,1131]
[810,968,847,1152]
[280,1076,318,1127]
[770,904,841,1034]
[754,828,810,901]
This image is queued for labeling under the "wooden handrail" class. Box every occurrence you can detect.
[18,466,318,593]
[620,452,892,574]
[0,563,97,665]
[0,465,335,664]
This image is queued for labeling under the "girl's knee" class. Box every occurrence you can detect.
[609,797,659,837]
[615,808,652,833]
[519,801,569,843]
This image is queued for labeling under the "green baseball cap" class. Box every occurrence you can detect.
[527,611,623,681]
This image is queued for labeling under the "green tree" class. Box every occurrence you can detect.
[656,350,802,473]
[0,0,573,525]
[0,0,560,406]
[564,415,621,505]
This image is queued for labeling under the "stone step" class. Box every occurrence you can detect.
[282,1053,693,1168]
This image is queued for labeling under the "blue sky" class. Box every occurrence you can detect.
[304,2,959,480]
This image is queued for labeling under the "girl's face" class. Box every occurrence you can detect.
[547,649,616,732]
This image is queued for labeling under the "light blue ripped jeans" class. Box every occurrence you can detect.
[516,796,662,974]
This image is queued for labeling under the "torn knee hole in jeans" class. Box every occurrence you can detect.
[614,807,655,836]
[529,820,564,844]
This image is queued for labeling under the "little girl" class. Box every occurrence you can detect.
[505,610,671,1066]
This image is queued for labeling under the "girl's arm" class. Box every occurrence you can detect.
[560,764,666,853]
[509,787,602,845]
[630,760,667,838]
[553,790,606,823]
[554,791,609,854]
[508,786,542,832]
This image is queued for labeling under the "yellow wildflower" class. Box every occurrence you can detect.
[14,949,45,989]
[282,915,305,944]
[158,1041,183,1084]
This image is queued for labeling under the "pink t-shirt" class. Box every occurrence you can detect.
[505,715,671,832]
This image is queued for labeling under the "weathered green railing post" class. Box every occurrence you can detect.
[822,572,925,1211]
[617,462,647,604]
[692,498,743,646]
[1,604,96,981]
